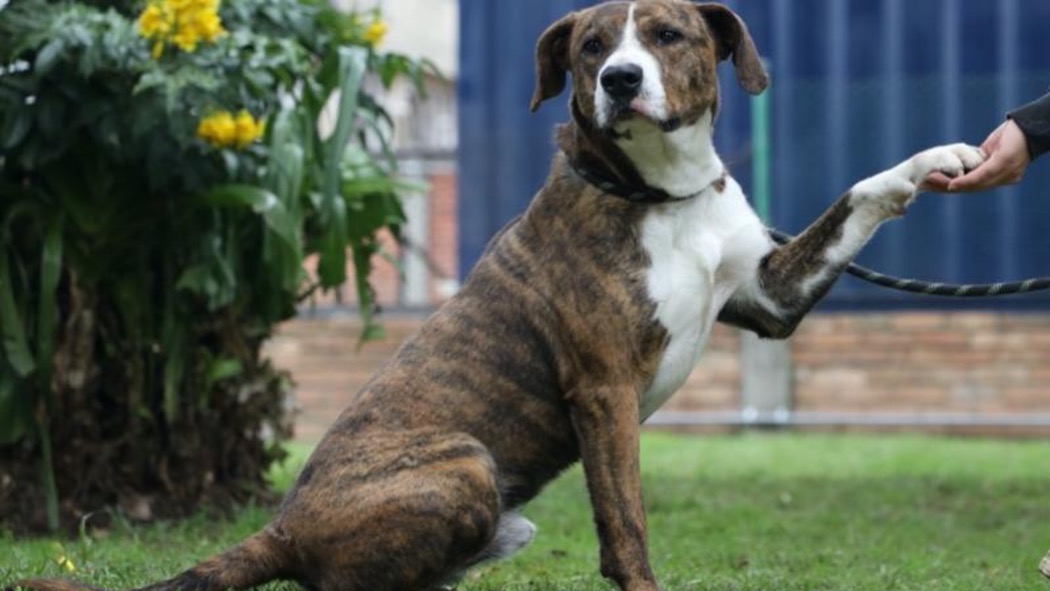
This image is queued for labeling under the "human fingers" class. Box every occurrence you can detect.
[946,155,1007,192]
[921,171,955,192]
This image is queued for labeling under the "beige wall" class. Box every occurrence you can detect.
[334,0,459,77]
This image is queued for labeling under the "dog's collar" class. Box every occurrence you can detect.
[567,158,726,204]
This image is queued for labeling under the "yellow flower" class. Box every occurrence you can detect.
[137,0,225,57]
[363,20,387,46]
[55,555,76,573]
[191,10,226,42]
[198,110,264,149]
[171,26,200,52]
[197,111,237,147]
[137,3,172,39]
[233,110,265,148]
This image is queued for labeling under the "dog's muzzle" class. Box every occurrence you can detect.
[600,64,643,101]
[600,64,643,126]
[599,63,682,134]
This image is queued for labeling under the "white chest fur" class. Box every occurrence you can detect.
[637,178,770,420]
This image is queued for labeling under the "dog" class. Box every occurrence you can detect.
[10,1,985,591]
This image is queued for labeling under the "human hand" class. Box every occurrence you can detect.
[924,119,1030,192]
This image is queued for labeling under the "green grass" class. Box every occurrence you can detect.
[4,434,1050,590]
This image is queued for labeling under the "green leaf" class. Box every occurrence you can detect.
[317,196,348,287]
[355,106,398,171]
[35,92,66,140]
[201,184,299,252]
[208,357,243,383]
[267,108,306,212]
[0,366,33,445]
[160,297,185,424]
[359,323,386,342]
[317,46,368,288]
[0,250,35,377]
[36,215,63,410]
[176,263,225,309]
[351,244,380,347]
[1,108,32,150]
[38,420,59,531]
[33,39,64,77]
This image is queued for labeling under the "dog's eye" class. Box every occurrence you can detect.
[656,28,683,45]
[582,38,604,56]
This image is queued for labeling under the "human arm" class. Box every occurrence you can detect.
[925,91,1050,192]
[1009,91,1050,161]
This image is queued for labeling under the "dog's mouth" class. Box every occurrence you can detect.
[606,99,682,135]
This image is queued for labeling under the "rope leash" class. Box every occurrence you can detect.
[768,229,1050,297]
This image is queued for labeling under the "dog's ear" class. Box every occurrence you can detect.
[695,4,768,95]
[530,13,577,112]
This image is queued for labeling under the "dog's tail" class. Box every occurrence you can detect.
[6,527,293,591]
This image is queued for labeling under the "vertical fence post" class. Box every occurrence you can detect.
[740,71,793,426]
[400,157,430,308]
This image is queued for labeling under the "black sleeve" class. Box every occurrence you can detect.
[1007,91,1050,161]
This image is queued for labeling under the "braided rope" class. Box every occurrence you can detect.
[768,229,1050,298]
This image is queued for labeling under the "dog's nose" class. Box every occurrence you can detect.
[600,64,643,100]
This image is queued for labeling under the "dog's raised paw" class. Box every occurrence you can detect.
[910,143,986,181]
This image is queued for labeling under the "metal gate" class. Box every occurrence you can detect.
[458,0,1050,310]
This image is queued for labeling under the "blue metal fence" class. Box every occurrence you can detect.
[458,0,1050,309]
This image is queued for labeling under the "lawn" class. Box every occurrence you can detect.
[3,433,1050,591]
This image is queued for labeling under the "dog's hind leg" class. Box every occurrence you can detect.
[278,429,503,591]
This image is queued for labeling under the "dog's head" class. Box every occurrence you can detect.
[530,0,767,134]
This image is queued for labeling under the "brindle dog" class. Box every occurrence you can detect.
[10,1,984,591]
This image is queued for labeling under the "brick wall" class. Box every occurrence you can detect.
[265,315,426,441]
[426,170,459,302]
[264,311,1050,441]
[793,313,1050,415]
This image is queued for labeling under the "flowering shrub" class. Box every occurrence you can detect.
[0,0,435,531]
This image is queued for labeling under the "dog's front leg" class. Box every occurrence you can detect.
[720,143,985,339]
[569,386,658,591]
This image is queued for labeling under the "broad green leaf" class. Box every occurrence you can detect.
[160,295,185,424]
[318,196,348,287]
[351,244,380,347]
[0,251,35,377]
[0,109,31,150]
[317,46,368,288]
[201,184,299,253]
[355,106,397,171]
[35,215,62,411]
[33,38,64,77]
[267,108,306,213]
[0,366,33,445]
